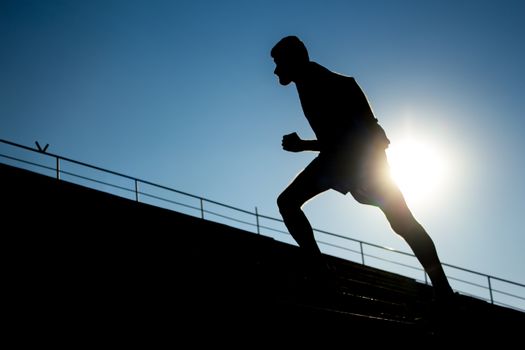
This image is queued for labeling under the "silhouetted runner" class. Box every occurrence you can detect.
[271,35,454,301]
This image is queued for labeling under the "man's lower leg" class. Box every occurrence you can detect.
[403,227,453,298]
[281,207,321,257]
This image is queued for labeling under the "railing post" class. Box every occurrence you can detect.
[56,157,60,180]
[255,207,260,234]
[359,242,365,265]
[200,198,204,219]
[488,276,494,304]
[134,179,139,202]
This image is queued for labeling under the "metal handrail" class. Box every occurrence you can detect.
[1,138,524,311]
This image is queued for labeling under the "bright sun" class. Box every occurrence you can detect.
[386,139,449,206]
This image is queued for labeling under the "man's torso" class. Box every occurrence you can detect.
[296,62,387,154]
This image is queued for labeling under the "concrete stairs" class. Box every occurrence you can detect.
[2,163,524,345]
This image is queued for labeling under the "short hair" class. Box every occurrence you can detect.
[271,35,309,62]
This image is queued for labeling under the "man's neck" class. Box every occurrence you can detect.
[292,61,313,85]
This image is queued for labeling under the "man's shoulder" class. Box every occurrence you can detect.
[309,62,355,85]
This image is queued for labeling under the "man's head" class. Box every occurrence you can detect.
[271,36,310,85]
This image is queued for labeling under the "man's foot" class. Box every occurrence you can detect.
[432,282,456,302]
[302,258,338,298]
[431,290,463,319]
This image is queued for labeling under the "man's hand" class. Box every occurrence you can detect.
[282,132,304,152]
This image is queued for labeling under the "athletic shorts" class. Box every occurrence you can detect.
[297,145,395,207]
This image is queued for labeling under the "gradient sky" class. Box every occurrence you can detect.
[2,0,524,298]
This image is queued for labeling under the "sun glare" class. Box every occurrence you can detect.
[386,139,449,206]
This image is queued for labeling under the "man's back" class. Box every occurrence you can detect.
[296,62,386,153]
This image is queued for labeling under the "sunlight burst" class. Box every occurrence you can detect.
[386,139,448,205]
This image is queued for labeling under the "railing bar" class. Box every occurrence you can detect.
[59,170,135,194]
[257,224,289,235]
[446,276,491,290]
[490,289,525,301]
[358,252,426,272]
[488,276,494,304]
[0,151,199,202]
[56,157,60,180]
[314,227,415,257]
[1,139,43,153]
[0,154,57,172]
[318,241,360,253]
[0,141,203,201]
[137,180,206,201]
[456,290,490,302]
[38,181,202,215]
[481,275,525,288]
[441,261,521,283]
[257,213,285,222]
[203,209,259,228]
[138,192,201,212]
[201,198,256,216]
[0,139,139,181]
[317,239,427,273]
[255,207,260,234]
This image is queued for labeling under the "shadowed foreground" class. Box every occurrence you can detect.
[3,163,523,345]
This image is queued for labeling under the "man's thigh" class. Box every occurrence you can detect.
[281,157,332,205]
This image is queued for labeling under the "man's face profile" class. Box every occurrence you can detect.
[273,57,294,86]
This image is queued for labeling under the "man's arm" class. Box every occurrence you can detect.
[282,132,320,152]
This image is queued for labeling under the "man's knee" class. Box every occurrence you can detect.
[277,191,301,214]
[277,192,290,213]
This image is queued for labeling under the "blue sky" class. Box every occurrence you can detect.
[2,0,524,299]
